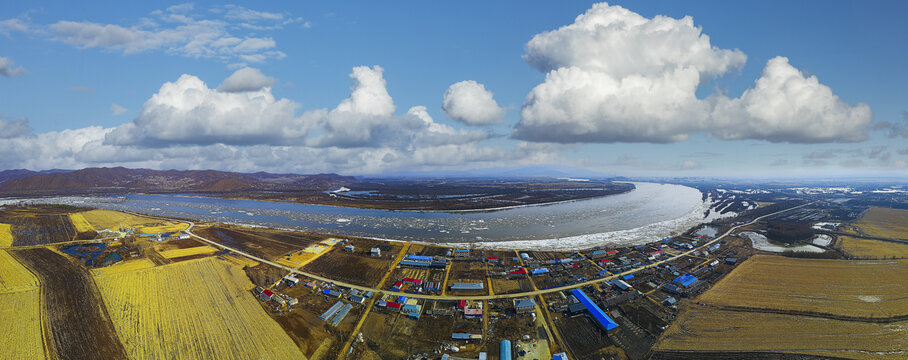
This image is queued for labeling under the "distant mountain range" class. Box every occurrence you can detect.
[0,167,356,195]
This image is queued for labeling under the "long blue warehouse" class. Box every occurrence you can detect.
[570,289,619,331]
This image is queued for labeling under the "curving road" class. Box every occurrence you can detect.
[140,201,810,301]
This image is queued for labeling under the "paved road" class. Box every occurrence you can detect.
[148,202,811,301]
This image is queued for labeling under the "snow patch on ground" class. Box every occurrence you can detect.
[742,231,825,253]
[857,295,881,303]
[812,222,840,230]
[811,234,832,247]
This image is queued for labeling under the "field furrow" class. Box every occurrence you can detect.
[94,257,305,360]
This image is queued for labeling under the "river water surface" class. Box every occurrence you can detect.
[10,182,708,250]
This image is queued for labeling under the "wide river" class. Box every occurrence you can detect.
[14,182,709,250]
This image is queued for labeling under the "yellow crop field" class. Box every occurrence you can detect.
[94,257,305,360]
[0,249,44,359]
[68,213,94,233]
[221,254,259,268]
[0,249,39,292]
[0,289,44,359]
[699,255,908,318]
[839,236,908,259]
[655,307,908,359]
[0,223,12,248]
[853,207,908,239]
[158,245,218,259]
[91,259,156,277]
[79,209,188,233]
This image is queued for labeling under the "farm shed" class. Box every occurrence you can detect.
[283,275,300,286]
[319,301,345,321]
[614,279,632,291]
[673,274,699,288]
[400,259,431,268]
[513,298,536,314]
[567,303,587,316]
[330,303,353,326]
[370,248,381,257]
[464,308,482,318]
[450,282,484,291]
[570,289,619,331]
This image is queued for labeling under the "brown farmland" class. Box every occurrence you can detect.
[7,215,77,246]
[11,247,127,360]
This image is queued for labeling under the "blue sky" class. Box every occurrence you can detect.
[0,1,906,177]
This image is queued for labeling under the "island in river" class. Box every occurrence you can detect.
[0,167,635,211]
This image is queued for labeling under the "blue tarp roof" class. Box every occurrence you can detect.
[623,274,634,280]
[531,268,549,275]
[570,289,618,331]
[405,255,433,261]
[590,250,605,255]
[674,274,698,287]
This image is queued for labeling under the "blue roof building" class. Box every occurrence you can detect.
[674,274,699,287]
[570,289,619,331]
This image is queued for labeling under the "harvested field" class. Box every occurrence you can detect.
[68,213,93,232]
[79,209,187,233]
[655,307,908,359]
[698,255,908,319]
[852,207,908,239]
[94,257,305,360]
[556,314,615,360]
[0,223,12,247]
[90,259,156,277]
[220,253,260,268]
[0,250,42,360]
[303,249,391,287]
[491,277,533,294]
[195,226,300,260]
[158,245,218,259]
[0,249,37,292]
[11,247,127,360]
[839,236,908,259]
[272,310,340,359]
[8,214,77,246]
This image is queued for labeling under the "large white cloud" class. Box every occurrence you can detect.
[442,80,505,125]
[709,57,872,143]
[514,2,872,144]
[105,73,315,146]
[310,66,486,148]
[217,67,275,92]
[516,65,707,143]
[524,3,746,78]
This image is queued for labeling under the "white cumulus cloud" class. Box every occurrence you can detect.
[310,66,486,148]
[514,2,872,144]
[709,56,872,143]
[442,80,505,125]
[105,73,315,146]
[217,67,275,92]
